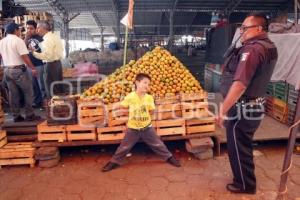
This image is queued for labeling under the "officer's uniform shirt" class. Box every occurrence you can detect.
[234,35,268,87]
[221,33,278,98]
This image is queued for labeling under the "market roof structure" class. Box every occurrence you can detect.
[14,0,295,40]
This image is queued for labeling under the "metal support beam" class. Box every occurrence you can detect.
[62,13,79,57]
[157,12,164,35]
[84,24,211,29]
[188,12,198,32]
[91,13,105,49]
[68,13,80,23]
[225,0,243,15]
[168,10,174,52]
[63,19,70,57]
[110,0,121,44]
[116,12,121,45]
[100,29,104,52]
[91,13,103,28]
[295,0,299,24]
[46,0,66,21]
[168,0,178,52]
[46,0,79,57]
[83,0,105,45]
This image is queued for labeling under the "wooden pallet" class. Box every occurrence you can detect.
[156,118,186,136]
[66,124,97,141]
[107,103,128,127]
[37,121,66,142]
[155,103,182,120]
[77,100,106,127]
[155,95,180,105]
[0,142,35,168]
[46,97,77,125]
[0,130,7,148]
[180,92,209,119]
[97,126,125,141]
[185,115,215,135]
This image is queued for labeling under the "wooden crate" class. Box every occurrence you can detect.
[185,114,215,135]
[107,103,128,127]
[0,130,7,148]
[265,97,288,123]
[66,124,96,141]
[180,92,209,119]
[37,121,66,142]
[0,142,35,168]
[97,126,126,141]
[155,95,180,105]
[77,100,106,127]
[156,118,186,136]
[46,97,77,125]
[155,103,182,120]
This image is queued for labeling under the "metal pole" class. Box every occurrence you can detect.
[168,10,174,52]
[63,20,70,58]
[116,13,121,47]
[100,29,104,52]
[295,0,299,24]
[123,25,129,66]
[277,90,300,200]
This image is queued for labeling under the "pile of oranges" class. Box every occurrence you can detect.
[81,46,203,104]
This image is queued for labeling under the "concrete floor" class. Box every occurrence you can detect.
[217,116,294,143]
[0,142,299,200]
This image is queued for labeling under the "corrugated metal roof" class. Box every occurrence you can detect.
[14,0,294,40]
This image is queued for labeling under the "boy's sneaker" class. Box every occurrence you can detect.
[102,162,120,172]
[167,156,181,167]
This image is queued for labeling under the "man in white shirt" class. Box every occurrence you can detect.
[0,22,41,122]
[31,20,64,98]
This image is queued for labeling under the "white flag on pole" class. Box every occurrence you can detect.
[120,0,134,29]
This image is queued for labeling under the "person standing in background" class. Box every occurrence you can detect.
[31,20,64,98]
[25,20,45,108]
[0,22,41,122]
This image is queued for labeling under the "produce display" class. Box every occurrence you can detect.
[81,46,204,104]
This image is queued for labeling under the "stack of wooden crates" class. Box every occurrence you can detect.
[37,92,216,143]
[265,82,298,125]
[97,92,215,142]
[0,130,35,168]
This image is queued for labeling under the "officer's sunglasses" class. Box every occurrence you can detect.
[239,25,260,32]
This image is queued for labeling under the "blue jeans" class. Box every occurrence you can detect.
[29,65,45,106]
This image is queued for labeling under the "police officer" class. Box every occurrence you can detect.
[217,13,278,194]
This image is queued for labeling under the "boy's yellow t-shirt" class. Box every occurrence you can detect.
[120,91,155,129]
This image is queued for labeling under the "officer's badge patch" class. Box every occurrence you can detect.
[241,52,250,61]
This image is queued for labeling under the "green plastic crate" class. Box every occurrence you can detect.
[274,82,287,90]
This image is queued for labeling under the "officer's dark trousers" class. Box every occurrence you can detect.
[111,127,172,165]
[225,103,263,191]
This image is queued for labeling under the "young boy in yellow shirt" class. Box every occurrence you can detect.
[102,73,181,172]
